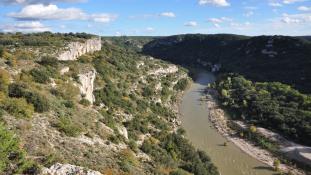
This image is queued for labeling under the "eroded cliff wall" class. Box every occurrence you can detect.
[58,38,102,61]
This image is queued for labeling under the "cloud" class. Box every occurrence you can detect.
[269,2,283,7]
[184,21,198,27]
[283,0,307,4]
[298,6,311,11]
[0,21,50,32]
[207,17,232,24]
[281,13,311,24]
[198,0,230,7]
[146,27,155,32]
[1,0,86,5]
[159,12,176,18]
[8,4,117,23]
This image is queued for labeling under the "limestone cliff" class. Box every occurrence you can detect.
[58,38,102,61]
[78,69,96,104]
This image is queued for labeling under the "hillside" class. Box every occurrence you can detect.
[0,33,219,175]
[143,34,311,94]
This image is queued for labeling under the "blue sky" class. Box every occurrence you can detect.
[0,0,310,36]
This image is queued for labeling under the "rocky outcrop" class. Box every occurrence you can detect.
[148,65,178,76]
[78,69,96,104]
[41,163,102,175]
[58,38,101,61]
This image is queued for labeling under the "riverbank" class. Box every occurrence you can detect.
[203,88,305,175]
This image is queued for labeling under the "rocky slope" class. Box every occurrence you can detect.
[0,33,218,175]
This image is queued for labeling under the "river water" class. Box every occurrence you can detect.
[180,71,275,175]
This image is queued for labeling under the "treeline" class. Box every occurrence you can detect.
[215,74,311,146]
[0,32,95,46]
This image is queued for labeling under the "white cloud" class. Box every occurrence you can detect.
[0,21,50,32]
[213,23,220,28]
[8,4,117,23]
[207,17,232,24]
[298,6,311,11]
[269,2,283,7]
[184,21,198,27]
[281,13,311,24]
[283,0,307,4]
[146,27,155,32]
[91,14,117,23]
[198,0,230,7]
[159,12,176,18]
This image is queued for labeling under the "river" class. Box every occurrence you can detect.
[180,71,275,175]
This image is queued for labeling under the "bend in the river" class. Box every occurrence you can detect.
[180,71,275,175]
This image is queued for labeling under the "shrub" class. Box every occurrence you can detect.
[79,98,91,106]
[0,69,10,92]
[0,123,37,173]
[142,87,154,97]
[30,68,51,83]
[24,91,50,112]
[54,116,82,137]
[174,78,188,91]
[4,98,34,118]
[38,56,58,66]
[8,83,50,112]
[63,100,75,108]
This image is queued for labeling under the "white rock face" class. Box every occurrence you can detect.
[60,67,70,75]
[78,69,96,104]
[117,125,128,140]
[58,38,101,61]
[41,163,102,175]
[148,65,178,76]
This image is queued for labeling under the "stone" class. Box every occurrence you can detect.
[78,69,96,104]
[41,163,102,175]
[58,38,101,61]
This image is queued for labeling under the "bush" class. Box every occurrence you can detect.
[30,68,51,83]
[24,91,49,112]
[4,98,34,118]
[174,78,188,91]
[79,98,91,106]
[142,87,154,97]
[0,69,10,92]
[63,100,75,108]
[54,116,82,137]
[8,83,50,112]
[0,123,37,173]
[38,56,58,66]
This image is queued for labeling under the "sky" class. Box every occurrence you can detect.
[0,0,310,36]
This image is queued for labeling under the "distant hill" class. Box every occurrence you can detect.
[143,34,311,93]
[103,36,158,52]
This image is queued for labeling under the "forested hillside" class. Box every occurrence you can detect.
[143,34,311,94]
[0,33,219,175]
[214,74,311,146]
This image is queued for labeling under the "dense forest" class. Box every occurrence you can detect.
[214,74,311,146]
[143,34,311,94]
